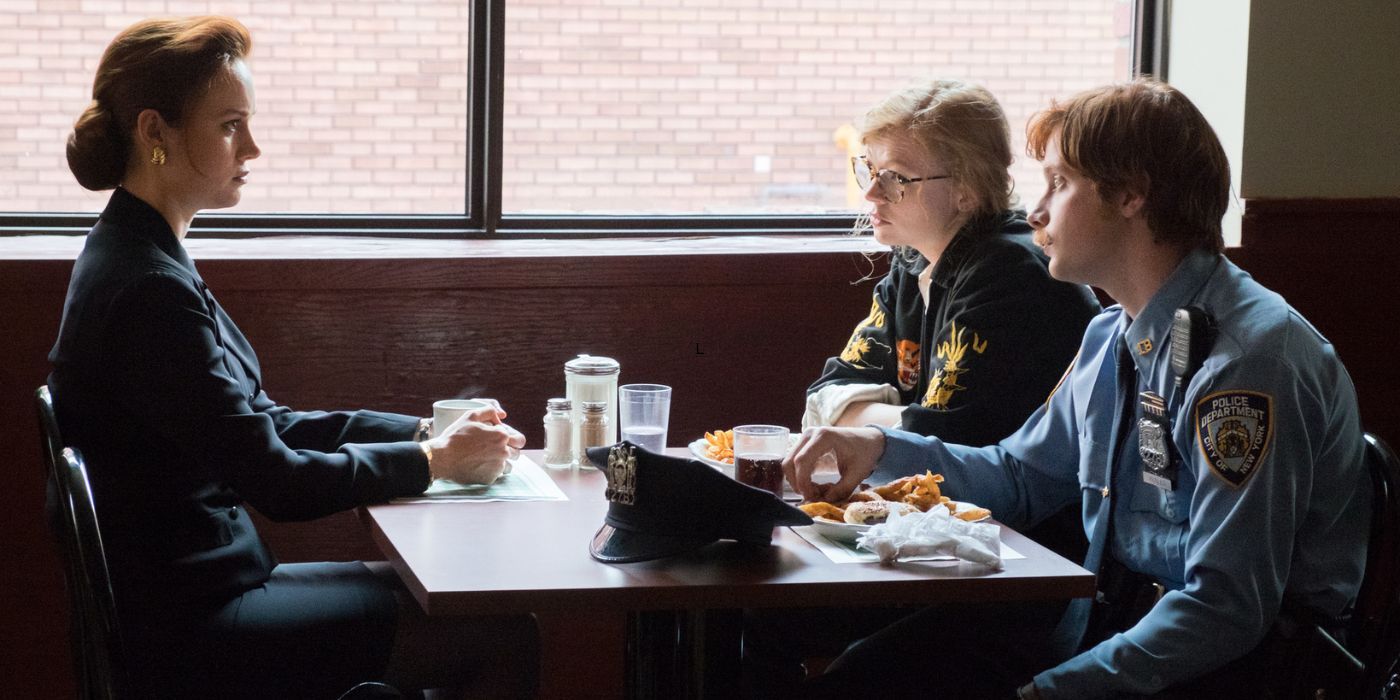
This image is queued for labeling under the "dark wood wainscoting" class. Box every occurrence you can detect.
[2,197,1395,697]
[1232,198,1400,453]
[0,236,882,698]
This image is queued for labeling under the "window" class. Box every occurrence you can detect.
[1,3,474,221]
[1,0,1134,234]
[504,0,1132,217]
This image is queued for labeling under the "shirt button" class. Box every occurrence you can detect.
[1101,487,1110,498]
[229,506,239,520]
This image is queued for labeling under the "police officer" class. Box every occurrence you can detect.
[782,78,1370,698]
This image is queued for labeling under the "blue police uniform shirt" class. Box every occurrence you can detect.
[874,249,1370,698]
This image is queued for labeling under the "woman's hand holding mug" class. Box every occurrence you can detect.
[425,405,527,484]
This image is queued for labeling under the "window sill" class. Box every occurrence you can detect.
[0,233,886,292]
[0,232,875,261]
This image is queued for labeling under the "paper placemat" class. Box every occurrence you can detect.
[791,525,1024,564]
[392,454,568,503]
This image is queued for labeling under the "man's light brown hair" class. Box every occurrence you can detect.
[1026,79,1228,253]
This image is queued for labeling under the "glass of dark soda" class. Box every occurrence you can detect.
[733,424,790,497]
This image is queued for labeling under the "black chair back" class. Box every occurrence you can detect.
[36,385,124,699]
[1295,432,1400,699]
[1352,432,1400,697]
[1153,432,1400,699]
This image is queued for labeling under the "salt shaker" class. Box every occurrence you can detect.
[542,398,574,469]
[577,400,610,468]
[564,354,620,451]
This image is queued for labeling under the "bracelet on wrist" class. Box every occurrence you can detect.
[419,441,436,480]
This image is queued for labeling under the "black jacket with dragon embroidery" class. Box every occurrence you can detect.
[811,211,1100,447]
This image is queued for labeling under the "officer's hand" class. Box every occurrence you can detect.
[426,409,525,484]
[784,426,884,502]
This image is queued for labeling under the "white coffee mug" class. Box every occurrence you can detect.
[430,399,518,474]
[431,399,491,438]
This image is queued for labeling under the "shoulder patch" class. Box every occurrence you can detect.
[1195,390,1273,488]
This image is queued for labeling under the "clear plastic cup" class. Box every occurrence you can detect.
[618,384,672,453]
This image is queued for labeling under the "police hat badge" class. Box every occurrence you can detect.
[587,442,813,563]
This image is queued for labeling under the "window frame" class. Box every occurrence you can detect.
[0,0,1153,239]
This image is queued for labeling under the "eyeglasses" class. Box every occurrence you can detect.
[851,155,952,203]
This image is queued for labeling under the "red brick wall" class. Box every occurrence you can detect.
[1,0,1127,215]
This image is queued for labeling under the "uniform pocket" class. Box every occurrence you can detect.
[1120,475,1190,584]
[1078,430,1109,493]
[1129,480,1189,524]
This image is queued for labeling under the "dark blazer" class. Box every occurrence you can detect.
[48,188,430,612]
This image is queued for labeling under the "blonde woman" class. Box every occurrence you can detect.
[747,80,1102,699]
[807,80,1098,448]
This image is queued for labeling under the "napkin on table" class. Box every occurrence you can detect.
[856,506,1002,570]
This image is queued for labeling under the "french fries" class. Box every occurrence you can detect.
[952,505,992,522]
[703,429,734,464]
[871,471,944,502]
[798,502,846,521]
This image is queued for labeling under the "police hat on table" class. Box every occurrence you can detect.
[587,441,812,563]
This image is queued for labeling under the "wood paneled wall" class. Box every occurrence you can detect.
[0,238,882,697]
[1231,199,1400,454]
[2,199,1395,697]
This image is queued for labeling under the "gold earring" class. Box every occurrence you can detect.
[151,145,166,166]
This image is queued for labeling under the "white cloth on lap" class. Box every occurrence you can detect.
[802,382,901,429]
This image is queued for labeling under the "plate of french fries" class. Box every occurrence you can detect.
[690,429,736,468]
[798,471,991,544]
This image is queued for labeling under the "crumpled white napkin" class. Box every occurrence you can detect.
[856,505,1003,570]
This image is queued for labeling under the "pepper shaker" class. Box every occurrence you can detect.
[577,400,610,468]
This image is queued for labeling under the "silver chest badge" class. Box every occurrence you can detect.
[1139,391,1176,490]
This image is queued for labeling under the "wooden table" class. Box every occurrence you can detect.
[361,450,1094,697]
